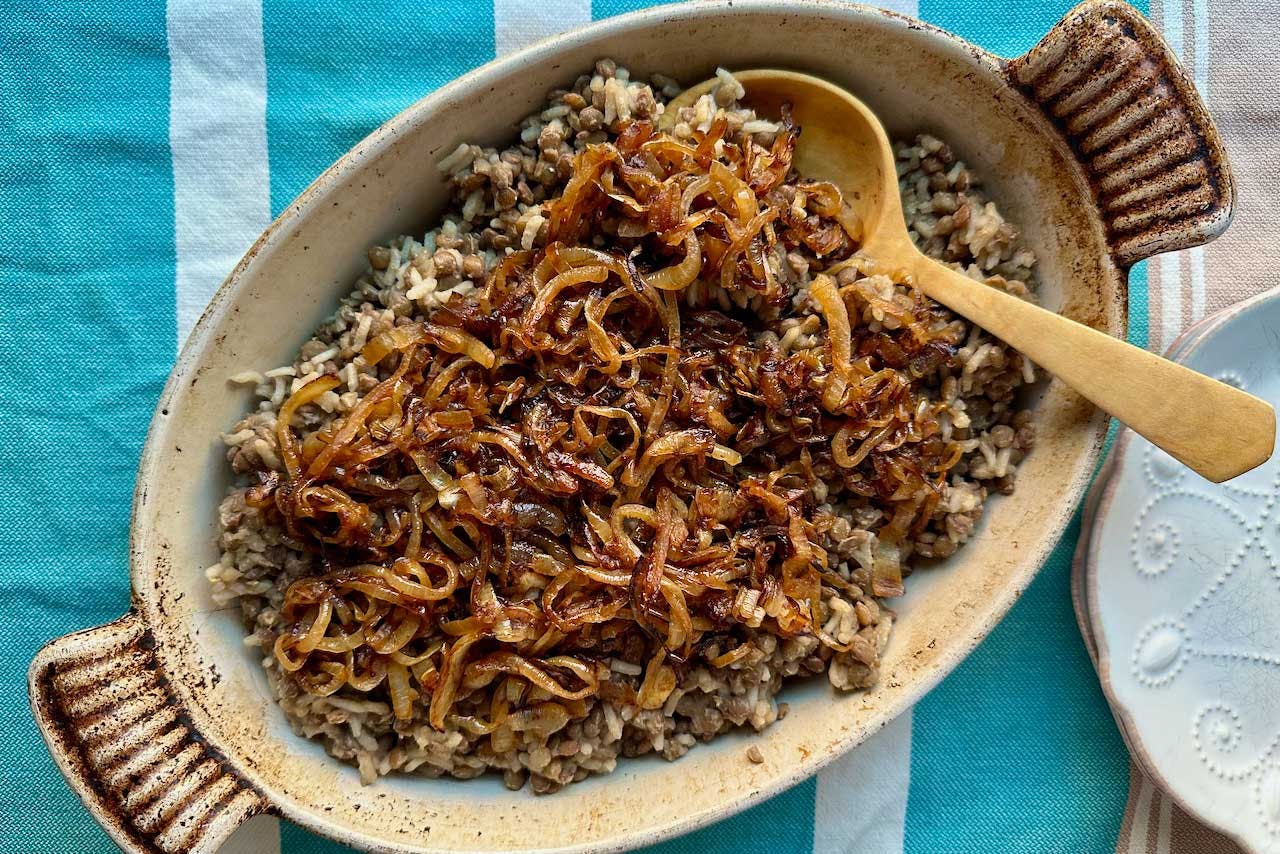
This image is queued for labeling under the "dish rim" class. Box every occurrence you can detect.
[142,4,1111,842]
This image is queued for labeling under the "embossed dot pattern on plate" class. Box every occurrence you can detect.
[1083,287,1280,853]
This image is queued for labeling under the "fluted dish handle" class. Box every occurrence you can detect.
[1008,0,1234,267]
[28,611,264,854]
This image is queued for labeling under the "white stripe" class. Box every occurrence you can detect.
[1161,0,1185,63]
[167,0,272,348]
[1157,0,1192,343]
[1159,252,1184,350]
[494,0,591,56]
[1191,0,1210,98]
[1187,0,1208,323]
[166,0,279,848]
[1155,787,1173,854]
[813,710,913,854]
[875,0,920,15]
[1127,776,1156,854]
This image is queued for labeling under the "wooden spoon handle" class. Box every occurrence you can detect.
[912,256,1275,482]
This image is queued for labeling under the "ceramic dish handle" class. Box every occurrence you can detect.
[1008,0,1234,268]
[28,610,265,854]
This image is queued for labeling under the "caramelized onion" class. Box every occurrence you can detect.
[276,375,341,478]
[645,232,702,291]
[261,109,967,761]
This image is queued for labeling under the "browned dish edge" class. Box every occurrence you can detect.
[27,611,267,854]
[1007,0,1235,268]
[24,1,1238,851]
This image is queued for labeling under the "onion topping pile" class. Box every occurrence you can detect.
[253,114,963,731]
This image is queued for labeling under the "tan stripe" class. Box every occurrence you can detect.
[1180,0,1195,81]
[1201,0,1280,315]
[1180,255,1194,334]
[1123,767,1158,854]
[1169,797,1246,853]
[1120,763,1249,853]
[1172,252,1192,335]
[1116,762,1143,853]
[1145,786,1161,854]
[1155,786,1173,853]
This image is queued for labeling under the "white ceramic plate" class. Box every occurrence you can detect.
[1081,287,1280,854]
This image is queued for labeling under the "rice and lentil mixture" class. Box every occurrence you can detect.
[213,63,1037,792]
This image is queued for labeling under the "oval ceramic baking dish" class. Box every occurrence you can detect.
[28,1,1232,851]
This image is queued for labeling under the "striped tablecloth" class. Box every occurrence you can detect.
[2,0,1274,851]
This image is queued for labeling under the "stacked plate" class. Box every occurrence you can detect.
[1074,287,1280,854]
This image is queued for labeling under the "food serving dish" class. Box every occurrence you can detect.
[28,1,1232,851]
[1075,286,1280,854]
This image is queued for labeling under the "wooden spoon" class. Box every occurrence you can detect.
[662,69,1274,483]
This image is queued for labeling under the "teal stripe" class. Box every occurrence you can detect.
[280,777,817,854]
[919,0,1087,56]
[904,522,1129,854]
[640,778,818,854]
[262,0,495,217]
[1129,260,1150,349]
[0,3,175,852]
[281,820,356,853]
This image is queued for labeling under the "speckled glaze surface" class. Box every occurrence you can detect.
[1077,287,1280,854]
[28,2,1234,852]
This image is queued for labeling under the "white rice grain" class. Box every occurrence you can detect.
[353,314,373,351]
[291,372,321,393]
[221,428,255,446]
[609,659,643,676]
[462,190,485,222]
[521,215,545,251]
[436,142,473,175]
[310,347,338,365]
[715,67,746,101]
